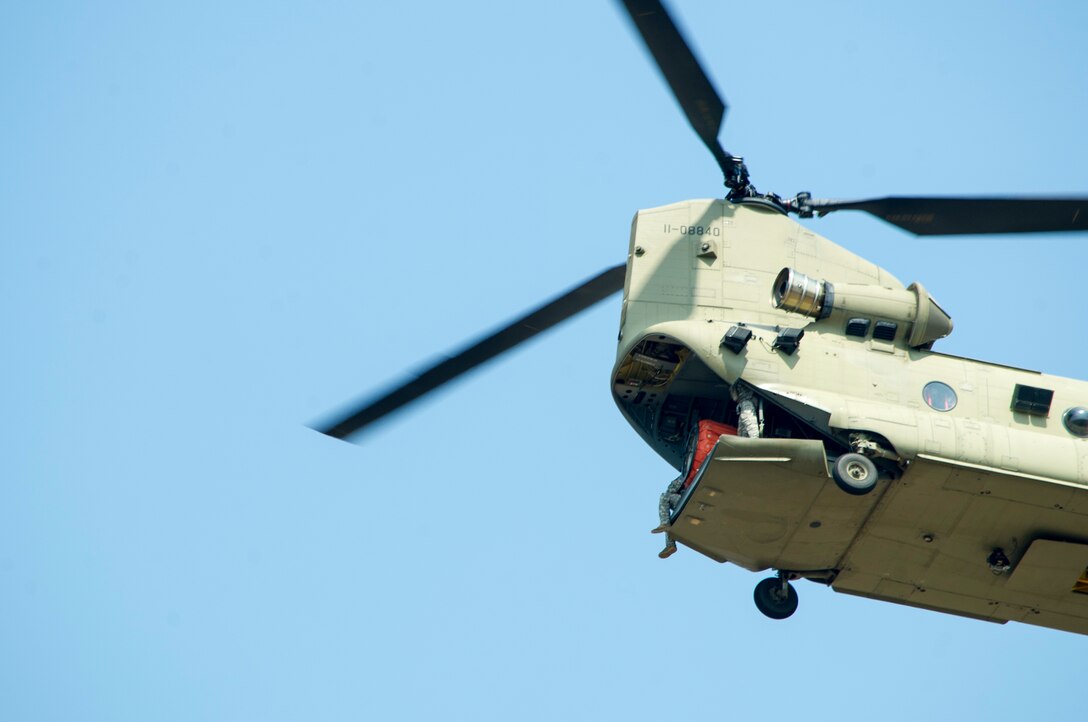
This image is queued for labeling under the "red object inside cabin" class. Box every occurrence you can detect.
[682,420,738,488]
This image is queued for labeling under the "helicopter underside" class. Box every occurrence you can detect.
[614,335,1088,635]
[668,435,1088,635]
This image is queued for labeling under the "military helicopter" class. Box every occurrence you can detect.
[315,0,1088,635]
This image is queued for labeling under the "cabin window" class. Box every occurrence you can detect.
[922,381,957,412]
[1011,384,1053,417]
[1063,407,1088,437]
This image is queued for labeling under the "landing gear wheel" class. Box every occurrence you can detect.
[832,453,878,496]
[753,576,799,620]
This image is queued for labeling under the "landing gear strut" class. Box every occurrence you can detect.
[753,572,799,620]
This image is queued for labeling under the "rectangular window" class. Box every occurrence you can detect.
[1011,384,1054,417]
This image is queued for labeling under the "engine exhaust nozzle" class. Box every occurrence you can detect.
[771,268,829,318]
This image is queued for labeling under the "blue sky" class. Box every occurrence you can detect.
[3,2,1087,720]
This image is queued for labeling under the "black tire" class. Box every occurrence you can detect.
[753,577,799,620]
[832,453,879,496]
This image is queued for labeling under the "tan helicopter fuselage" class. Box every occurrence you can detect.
[612,199,1088,634]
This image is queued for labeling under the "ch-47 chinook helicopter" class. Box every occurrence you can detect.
[315,0,1088,635]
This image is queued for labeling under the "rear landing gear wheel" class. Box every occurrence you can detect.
[753,576,798,620]
[832,453,878,496]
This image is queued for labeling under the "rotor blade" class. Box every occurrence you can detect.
[314,264,627,440]
[619,0,735,177]
[809,196,1088,235]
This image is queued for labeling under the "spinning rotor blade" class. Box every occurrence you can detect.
[619,0,736,179]
[808,196,1088,235]
[314,264,627,439]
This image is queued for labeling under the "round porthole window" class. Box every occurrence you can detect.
[1063,407,1088,437]
[923,381,957,412]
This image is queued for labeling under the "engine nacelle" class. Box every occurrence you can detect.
[772,267,953,347]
